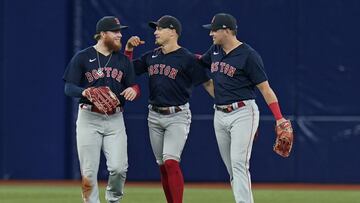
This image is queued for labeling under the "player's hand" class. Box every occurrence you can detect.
[120,87,137,101]
[125,36,145,51]
[276,118,287,126]
[82,87,92,97]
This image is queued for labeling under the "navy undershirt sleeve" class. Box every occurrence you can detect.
[64,82,85,98]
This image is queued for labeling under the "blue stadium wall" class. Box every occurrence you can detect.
[1,0,359,183]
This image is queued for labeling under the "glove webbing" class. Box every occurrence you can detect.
[93,88,115,113]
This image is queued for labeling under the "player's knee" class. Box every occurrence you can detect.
[231,153,248,165]
[231,158,248,171]
[108,163,128,177]
[110,167,128,177]
[81,170,97,182]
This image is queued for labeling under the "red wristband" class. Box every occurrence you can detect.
[131,84,141,99]
[124,50,133,60]
[268,102,283,120]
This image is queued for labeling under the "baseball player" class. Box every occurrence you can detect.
[199,13,287,203]
[63,16,140,203]
[124,15,214,203]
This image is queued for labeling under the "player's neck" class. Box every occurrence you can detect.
[222,38,242,54]
[94,42,112,56]
[161,42,181,54]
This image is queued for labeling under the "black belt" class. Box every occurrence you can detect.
[151,106,182,115]
[215,101,245,113]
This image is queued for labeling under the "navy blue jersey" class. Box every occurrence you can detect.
[200,43,268,105]
[133,47,210,107]
[63,46,135,106]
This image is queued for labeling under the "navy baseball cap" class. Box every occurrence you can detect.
[202,13,237,31]
[148,15,182,36]
[96,16,128,34]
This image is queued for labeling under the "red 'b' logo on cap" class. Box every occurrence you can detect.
[114,18,120,25]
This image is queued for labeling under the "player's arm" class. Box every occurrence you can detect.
[202,79,215,98]
[256,81,286,125]
[120,58,141,101]
[123,36,149,76]
[63,53,86,98]
[190,53,214,97]
[245,51,286,125]
[197,45,214,68]
[64,82,85,98]
[121,85,139,101]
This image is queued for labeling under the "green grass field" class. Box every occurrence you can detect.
[0,184,359,203]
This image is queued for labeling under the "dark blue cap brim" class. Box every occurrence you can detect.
[112,25,128,30]
[98,25,128,33]
[109,25,129,31]
[148,21,158,29]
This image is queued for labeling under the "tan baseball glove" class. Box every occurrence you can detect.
[273,120,294,157]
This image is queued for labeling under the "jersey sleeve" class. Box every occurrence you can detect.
[244,51,268,85]
[132,53,149,75]
[62,53,83,86]
[190,56,211,86]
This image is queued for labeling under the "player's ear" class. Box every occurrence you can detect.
[100,31,106,38]
[224,29,232,35]
[170,29,178,38]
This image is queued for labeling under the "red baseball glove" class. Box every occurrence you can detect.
[273,120,294,158]
[83,86,120,114]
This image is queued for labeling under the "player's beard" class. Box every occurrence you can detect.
[155,34,170,46]
[155,37,170,47]
[212,37,221,45]
[104,36,121,52]
[155,38,162,46]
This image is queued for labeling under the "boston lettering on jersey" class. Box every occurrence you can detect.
[85,67,124,83]
[132,47,209,106]
[210,62,236,77]
[148,64,178,79]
